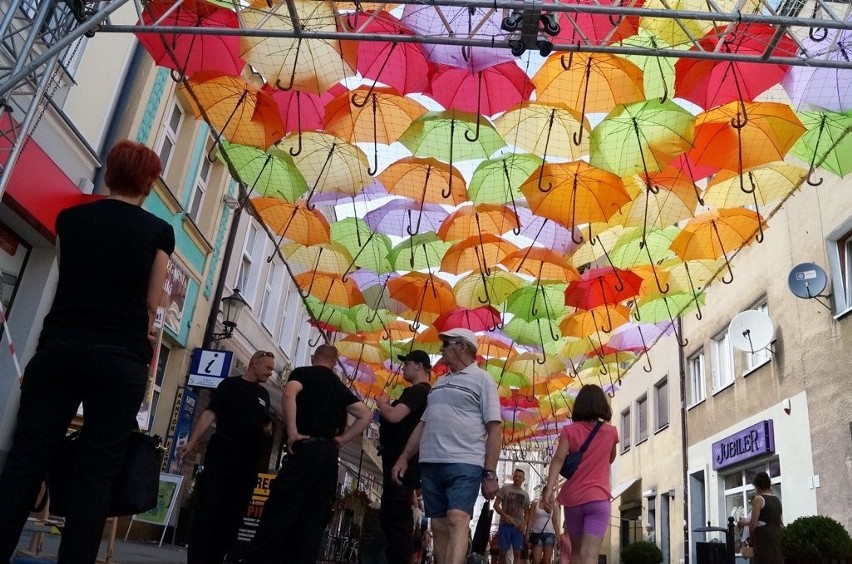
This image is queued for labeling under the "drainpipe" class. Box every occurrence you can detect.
[678,316,690,564]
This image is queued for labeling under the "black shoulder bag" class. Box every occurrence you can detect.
[559,421,604,480]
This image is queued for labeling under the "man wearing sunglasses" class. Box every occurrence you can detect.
[392,328,502,564]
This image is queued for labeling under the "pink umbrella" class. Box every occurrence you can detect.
[551,0,642,45]
[433,305,503,332]
[427,62,535,116]
[401,5,515,72]
[346,10,431,95]
[266,85,343,134]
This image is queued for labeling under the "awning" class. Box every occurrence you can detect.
[611,477,641,500]
[1,135,101,240]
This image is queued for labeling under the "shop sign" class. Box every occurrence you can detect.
[162,258,190,334]
[187,348,233,388]
[712,420,775,471]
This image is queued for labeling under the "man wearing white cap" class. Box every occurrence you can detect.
[392,328,502,564]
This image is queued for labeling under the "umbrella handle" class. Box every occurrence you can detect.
[806,169,824,187]
[464,74,483,142]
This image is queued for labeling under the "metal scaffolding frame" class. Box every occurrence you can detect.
[1,0,851,196]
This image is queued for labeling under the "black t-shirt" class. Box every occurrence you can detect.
[40,199,175,362]
[289,366,358,438]
[379,382,431,455]
[208,376,271,461]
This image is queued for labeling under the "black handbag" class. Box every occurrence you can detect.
[559,421,603,480]
[48,430,164,517]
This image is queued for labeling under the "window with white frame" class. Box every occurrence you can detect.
[711,332,735,391]
[156,102,184,178]
[688,352,706,406]
[828,228,852,314]
[278,281,297,350]
[620,408,631,452]
[723,458,782,553]
[744,302,772,371]
[260,260,285,330]
[636,394,648,442]
[187,149,213,222]
[654,377,669,431]
[235,221,264,304]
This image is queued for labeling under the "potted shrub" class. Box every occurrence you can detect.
[622,540,663,564]
[782,515,852,564]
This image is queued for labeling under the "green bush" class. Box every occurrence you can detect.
[781,515,852,558]
[621,541,663,564]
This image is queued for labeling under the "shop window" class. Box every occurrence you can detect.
[711,332,735,392]
[654,377,669,431]
[688,351,706,406]
[0,222,32,319]
[620,408,631,453]
[723,459,782,551]
[636,394,648,443]
[744,303,772,372]
[156,102,184,178]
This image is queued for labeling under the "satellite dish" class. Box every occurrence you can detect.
[728,310,775,353]
[788,263,828,299]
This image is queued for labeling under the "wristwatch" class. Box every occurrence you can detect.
[483,470,498,480]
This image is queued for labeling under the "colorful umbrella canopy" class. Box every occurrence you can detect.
[251,198,330,246]
[433,306,502,332]
[468,153,542,206]
[453,271,526,308]
[429,62,535,117]
[437,204,520,242]
[790,110,852,180]
[219,142,307,201]
[378,157,468,206]
[294,271,365,308]
[494,102,590,160]
[782,18,852,112]
[398,110,507,163]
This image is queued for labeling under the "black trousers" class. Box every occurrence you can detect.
[244,440,339,564]
[380,453,417,564]
[186,447,258,564]
[0,340,148,564]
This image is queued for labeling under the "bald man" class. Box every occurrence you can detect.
[245,344,371,564]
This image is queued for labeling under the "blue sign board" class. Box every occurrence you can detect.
[712,420,775,471]
[188,348,233,388]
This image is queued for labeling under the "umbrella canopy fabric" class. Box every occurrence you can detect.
[437,204,520,242]
[453,271,526,308]
[294,271,366,308]
[398,110,507,163]
[669,208,767,261]
[429,62,535,117]
[703,163,807,208]
[433,306,502,332]
[468,153,542,205]
[565,266,644,310]
[251,197,330,246]
[219,142,307,201]
[790,110,852,178]
[323,86,428,145]
[494,102,590,160]
[378,157,468,206]
[441,234,520,275]
[364,198,449,236]
[782,18,852,112]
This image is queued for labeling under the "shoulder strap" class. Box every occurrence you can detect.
[577,421,604,454]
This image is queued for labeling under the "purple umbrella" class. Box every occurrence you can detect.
[401,5,515,73]
[514,206,583,255]
[364,198,450,236]
[309,178,388,205]
[606,321,675,372]
[348,271,406,314]
[782,19,852,112]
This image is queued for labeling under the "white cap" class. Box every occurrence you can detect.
[438,328,478,350]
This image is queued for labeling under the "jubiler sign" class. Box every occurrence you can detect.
[712,420,775,471]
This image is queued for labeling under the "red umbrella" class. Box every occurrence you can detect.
[564,266,644,322]
[500,390,540,409]
[344,10,431,95]
[433,305,503,332]
[136,0,244,78]
[266,84,345,135]
[427,62,535,117]
[551,0,642,45]
[674,24,797,110]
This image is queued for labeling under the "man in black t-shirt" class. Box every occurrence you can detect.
[245,344,371,564]
[179,350,274,564]
[376,349,432,564]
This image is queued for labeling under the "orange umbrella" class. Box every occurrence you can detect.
[533,53,644,135]
[182,71,284,149]
[560,304,632,338]
[323,86,427,145]
[688,101,805,173]
[669,208,767,284]
[336,335,391,364]
[251,197,330,246]
[440,234,520,275]
[388,272,457,317]
[478,334,518,360]
[612,168,699,229]
[500,247,580,282]
[521,161,630,240]
[378,157,468,206]
[437,204,520,242]
[294,271,365,308]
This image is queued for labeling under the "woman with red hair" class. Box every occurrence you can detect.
[0,140,175,563]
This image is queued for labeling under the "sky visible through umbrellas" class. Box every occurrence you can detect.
[135,0,852,447]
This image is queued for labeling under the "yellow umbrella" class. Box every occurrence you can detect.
[640,0,760,46]
[703,162,807,208]
[453,271,525,308]
[494,101,590,160]
[280,242,353,275]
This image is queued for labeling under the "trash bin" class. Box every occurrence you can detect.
[696,541,727,564]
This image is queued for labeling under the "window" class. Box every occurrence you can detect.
[620,408,631,452]
[278,281,297,349]
[187,153,212,222]
[260,261,285,330]
[711,332,735,391]
[688,352,706,406]
[828,227,852,314]
[744,303,772,371]
[235,221,264,303]
[156,102,184,177]
[723,459,782,555]
[654,378,669,431]
[636,395,648,442]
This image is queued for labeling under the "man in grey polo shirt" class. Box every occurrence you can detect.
[392,328,502,564]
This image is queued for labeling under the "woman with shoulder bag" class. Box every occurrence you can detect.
[542,385,619,564]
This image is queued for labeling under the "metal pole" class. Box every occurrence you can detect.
[678,316,691,564]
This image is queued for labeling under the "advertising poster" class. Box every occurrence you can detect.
[163,258,189,334]
[230,473,276,561]
[164,386,198,473]
[133,473,183,527]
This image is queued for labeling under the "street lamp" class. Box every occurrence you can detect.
[210,288,249,341]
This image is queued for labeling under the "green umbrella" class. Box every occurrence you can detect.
[399,110,506,164]
[505,284,568,321]
[484,362,530,389]
[329,217,393,275]
[468,153,542,205]
[387,232,452,271]
[218,142,307,202]
[590,99,695,178]
[453,271,526,308]
[608,226,681,269]
[790,110,852,181]
[502,317,562,347]
[633,292,706,324]
[348,304,394,334]
[620,30,679,103]
[304,296,357,334]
